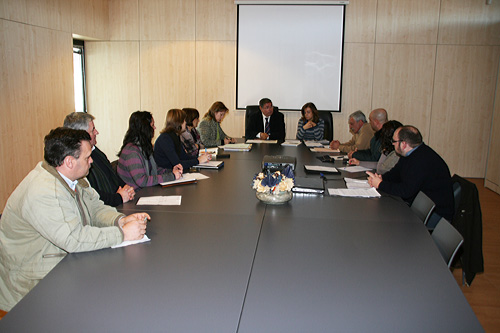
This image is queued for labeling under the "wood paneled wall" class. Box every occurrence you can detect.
[1,0,500,209]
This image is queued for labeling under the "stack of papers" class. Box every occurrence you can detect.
[221,143,252,151]
[160,173,209,187]
[337,166,372,173]
[328,188,381,198]
[304,165,338,173]
[137,196,182,205]
[281,140,301,146]
[246,139,278,144]
[310,147,340,153]
[344,177,371,189]
[194,160,224,169]
[304,141,324,147]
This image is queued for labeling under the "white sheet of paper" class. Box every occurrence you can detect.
[344,178,371,189]
[337,166,372,173]
[246,139,278,144]
[310,147,340,153]
[136,196,182,205]
[281,140,301,146]
[304,165,338,173]
[112,235,151,248]
[328,188,381,198]
[304,141,324,147]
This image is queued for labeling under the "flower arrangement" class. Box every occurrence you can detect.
[252,165,295,194]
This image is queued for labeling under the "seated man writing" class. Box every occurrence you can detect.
[0,127,149,312]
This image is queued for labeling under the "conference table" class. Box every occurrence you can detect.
[0,143,483,332]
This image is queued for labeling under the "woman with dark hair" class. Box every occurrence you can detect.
[296,102,324,141]
[349,120,402,175]
[154,109,211,170]
[180,108,203,157]
[197,101,236,147]
[117,111,182,190]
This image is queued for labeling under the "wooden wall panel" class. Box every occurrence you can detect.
[344,0,377,43]
[85,42,141,158]
[71,0,109,40]
[140,0,195,41]
[140,41,196,142]
[376,0,440,44]
[0,0,27,22]
[109,0,139,41]
[430,45,500,177]
[27,0,71,32]
[337,43,375,142]
[0,20,33,208]
[30,25,74,133]
[439,0,500,46]
[196,0,236,41]
[195,41,237,136]
[485,63,500,195]
[372,44,436,140]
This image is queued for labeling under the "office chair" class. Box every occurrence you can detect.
[411,191,436,226]
[244,105,279,138]
[432,217,464,268]
[317,111,333,141]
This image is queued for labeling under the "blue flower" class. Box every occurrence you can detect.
[261,173,280,188]
[282,165,295,180]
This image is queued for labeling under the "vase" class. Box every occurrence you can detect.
[256,190,293,205]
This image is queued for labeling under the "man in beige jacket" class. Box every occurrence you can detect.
[0,127,149,312]
[329,110,374,153]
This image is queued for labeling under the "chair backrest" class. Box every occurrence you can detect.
[411,191,436,225]
[452,181,462,218]
[245,105,279,138]
[432,217,464,268]
[317,111,333,141]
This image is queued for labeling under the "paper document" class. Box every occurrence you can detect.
[160,173,208,186]
[221,143,252,151]
[199,148,218,158]
[112,235,151,248]
[310,147,340,153]
[328,188,381,198]
[194,160,224,169]
[246,139,278,144]
[137,196,182,205]
[304,141,324,147]
[281,140,301,146]
[304,165,338,173]
[337,166,372,173]
[344,177,371,189]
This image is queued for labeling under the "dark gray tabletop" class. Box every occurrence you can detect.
[0,142,483,332]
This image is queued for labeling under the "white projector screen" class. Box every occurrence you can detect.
[237,4,345,111]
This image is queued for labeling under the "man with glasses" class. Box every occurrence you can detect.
[366,125,454,227]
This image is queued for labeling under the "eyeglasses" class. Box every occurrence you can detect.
[391,139,403,144]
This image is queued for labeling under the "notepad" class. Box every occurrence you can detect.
[160,173,208,187]
[281,140,301,147]
[344,177,371,189]
[137,196,182,205]
[337,166,372,173]
[221,143,252,151]
[304,141,324,147]
[310,147,340,153]
[304,165,339,173]
[246,139,278,144]
[194,160,224,169]
[328,188,381,198]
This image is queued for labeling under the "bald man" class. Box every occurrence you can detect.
[349,108,388,161]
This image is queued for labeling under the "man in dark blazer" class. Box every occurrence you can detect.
[366,125,454,223]
[245,98,286,141]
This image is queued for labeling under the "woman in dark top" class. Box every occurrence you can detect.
[180,108,203,157]
[154,109,211,171]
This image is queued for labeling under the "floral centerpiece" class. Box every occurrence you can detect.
[252,165,295,204]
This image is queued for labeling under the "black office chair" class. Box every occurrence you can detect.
[317,111,333,141]
[244,105,279,138]
[432,217,464,268]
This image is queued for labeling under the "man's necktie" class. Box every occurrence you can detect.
[265,117,270,135]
